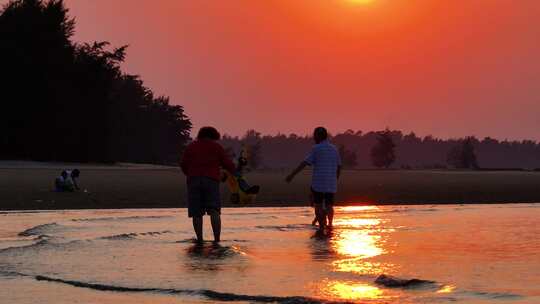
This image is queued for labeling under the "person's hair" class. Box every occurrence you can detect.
[313,127,328,142]
[72,169,80,178]
[197,126,221,140]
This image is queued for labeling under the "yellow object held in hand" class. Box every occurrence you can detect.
[223,145,260,204]
[224,171,258,204]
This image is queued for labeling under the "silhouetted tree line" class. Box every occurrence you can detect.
[370,129,396,168]
[242,130,263,170]
[446,137,479,169]
[338,144,358,169]
[221,129,540,170]
[0,0,191,164]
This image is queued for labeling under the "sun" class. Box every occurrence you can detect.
[348,0,375,4]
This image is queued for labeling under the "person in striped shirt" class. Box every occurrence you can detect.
[286,127,342,233]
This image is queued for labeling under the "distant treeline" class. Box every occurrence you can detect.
[0,0,191,164]
[222,130,540,170]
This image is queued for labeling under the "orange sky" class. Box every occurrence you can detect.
[61,1,540,139]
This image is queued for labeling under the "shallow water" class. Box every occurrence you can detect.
[0,204,539,303]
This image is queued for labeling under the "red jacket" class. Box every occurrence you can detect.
[180,139,235,181]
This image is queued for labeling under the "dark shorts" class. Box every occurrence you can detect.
[311,188,335,208]
[187,176,221,218]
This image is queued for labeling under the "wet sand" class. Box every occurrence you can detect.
[1,205,539,303]
[1,166,539,210]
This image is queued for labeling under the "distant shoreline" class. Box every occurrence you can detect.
[0,160,177,170]
[1,164,539,211]
[1,201,538,213]
[2,160,540,172]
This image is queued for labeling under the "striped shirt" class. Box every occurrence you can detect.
[304,140,341,193]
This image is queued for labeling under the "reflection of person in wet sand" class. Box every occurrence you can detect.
[181,127,236,243]
[286,127,341,234]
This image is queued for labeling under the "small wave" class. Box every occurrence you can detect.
[176,239,249,244]
[176,238,201,244]
[98,230,172,241]
[186,244,247,259]
[25,274,344,303]
[18,223,63,237]
[99,233,138,241]
[0,234,50,243]
[359,208,439,214]
[375,274,436,288]
[71,215,173,222]
[0,236,101,255]
[256,224,314,231]
[466,290,523,300]
[0,271,28,278]
[0,239,50,253]
[0,210,57,216]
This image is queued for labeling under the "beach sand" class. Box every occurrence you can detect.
[1,162,539,210]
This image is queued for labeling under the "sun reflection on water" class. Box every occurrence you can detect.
[334,217,381,228]
[331,214,386,259]
[333,258,393,275]
[337,206,379,212]
[437,285,456,293]
[318,280,384,301]
[320,206,397,300]
[332,229,383,257]
[330,220,393,274]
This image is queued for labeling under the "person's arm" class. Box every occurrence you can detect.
[286,161,309,183]
[287,148,315,183]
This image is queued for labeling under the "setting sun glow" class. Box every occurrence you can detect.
[348,0,375,4]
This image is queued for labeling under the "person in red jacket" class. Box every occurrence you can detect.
[181,126,235,243]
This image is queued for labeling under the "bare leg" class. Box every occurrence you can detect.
[315,205,326,232]
[310,192,317,226]
[327,205,334,228]
[209,210,221,243]
[192,216,203,243]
